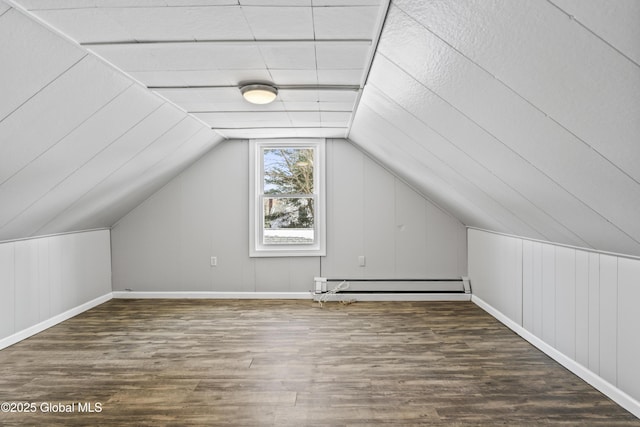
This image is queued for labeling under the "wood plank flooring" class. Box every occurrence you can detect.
[0,299,638,426]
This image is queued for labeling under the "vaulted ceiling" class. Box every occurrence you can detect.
[17,0,386,138]
[1,0,639,257]
[350,0,640,256]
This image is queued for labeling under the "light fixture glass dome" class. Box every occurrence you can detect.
[240,84,278,105]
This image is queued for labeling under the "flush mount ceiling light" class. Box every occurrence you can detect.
[240,84,278,105]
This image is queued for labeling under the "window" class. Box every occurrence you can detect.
[250,139,326,257]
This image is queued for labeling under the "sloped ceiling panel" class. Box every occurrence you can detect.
[351,0,640,257]
[0,4,223,241]
[12,0,387,139]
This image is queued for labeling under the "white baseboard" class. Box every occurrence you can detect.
[472,295,640,419]
[111,291,314,299]
[0,293,113,351]
[313,293,471,302]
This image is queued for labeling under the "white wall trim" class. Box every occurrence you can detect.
[111,291,471,301]
[112,291,314,299]
[0,293,113,351]
[472,295,640,419]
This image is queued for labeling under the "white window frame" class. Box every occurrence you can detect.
[249,139,326,257]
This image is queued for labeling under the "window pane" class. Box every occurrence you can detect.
[263,197,314,245]
[263,148,314,195]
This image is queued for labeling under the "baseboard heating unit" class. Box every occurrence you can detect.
[313,277,471,302]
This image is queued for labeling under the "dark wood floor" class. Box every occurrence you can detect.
[0,299,638,426]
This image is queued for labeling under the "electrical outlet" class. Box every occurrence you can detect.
[358,255,366,267]
[210,256,217,267]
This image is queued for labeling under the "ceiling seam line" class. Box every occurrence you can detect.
[393,3,640,187]
[209,126,347,130]
[376,52,640,247]
[0,53,88,126]
[360,104,533,238]
[33,116,197,236]
[546,0,640,68]
[80,39,372,46]
[26,5,376,12]
[148,85,360,90]
[346,0,391,139]
[367,82,587,248]
[191,110,353,114]
[0,102,167,234]
[0,80,134,189]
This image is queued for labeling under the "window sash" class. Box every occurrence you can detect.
[260,195,317,246]
[250,139,326,257]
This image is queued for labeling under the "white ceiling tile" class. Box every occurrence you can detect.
[220,127,346,139]
[269,69,318,85]
[282,101,319,110]
[279,89,319,102]
[154,87,239,104]
[317,69,363,85]
[318,89,358,102]
[241,0,311,5]
[166,0,237,5]
[0,9,85,121]
[34,6,253,43]
[218,128,299,139]
[192,101,289,113]
[0,84,161,228]
[90,43,265,71]
[321,110,351,121]
[153,87,293,112]
[289,111,321,126]
[194,111,296,127]
[294,127,347,138]
[316,42,371,69]
[284,101,355,111]
[259,42,317,70]
[242,6,314,39]
[320,111,351,127]
[19,1,158,8]
[19,1,238,9]
[313,6,379,39]
[32,9,133,43]
[273,89,349,104]
[131,69,274,87]
[313,0,381,5]
[0,56,132,185]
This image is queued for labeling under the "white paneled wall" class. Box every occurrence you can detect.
[111,139,467,293]
[0,229,112,348]
[469,228,640,416]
